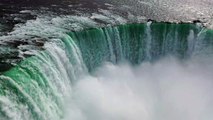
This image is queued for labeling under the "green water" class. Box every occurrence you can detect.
[70,23,213,71]
[0,23,213,120]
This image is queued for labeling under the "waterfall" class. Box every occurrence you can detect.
[0,23,213,120]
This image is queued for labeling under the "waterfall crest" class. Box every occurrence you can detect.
[0,23,213,120]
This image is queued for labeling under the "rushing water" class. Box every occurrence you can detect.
[65,57,213,120]
[0,23,213,120]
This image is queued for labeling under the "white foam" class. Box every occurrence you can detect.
[65,56,213,120]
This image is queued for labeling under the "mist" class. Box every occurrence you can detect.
[65,56,213,120]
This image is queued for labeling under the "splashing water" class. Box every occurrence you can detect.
[64,56,213,120]
[0,23,213,120]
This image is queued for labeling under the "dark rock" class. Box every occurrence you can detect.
[4,40,28,48]
[193,20,202,24]
[0,62,14,73]
[32,39,46,47]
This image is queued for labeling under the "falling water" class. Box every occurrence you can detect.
[65,57,213,120]
[0,23,213,120]
[145,21,152,61]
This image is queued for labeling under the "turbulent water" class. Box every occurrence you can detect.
[0,0,213,120]
[66,57,213,120]
[0,22,213,120]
